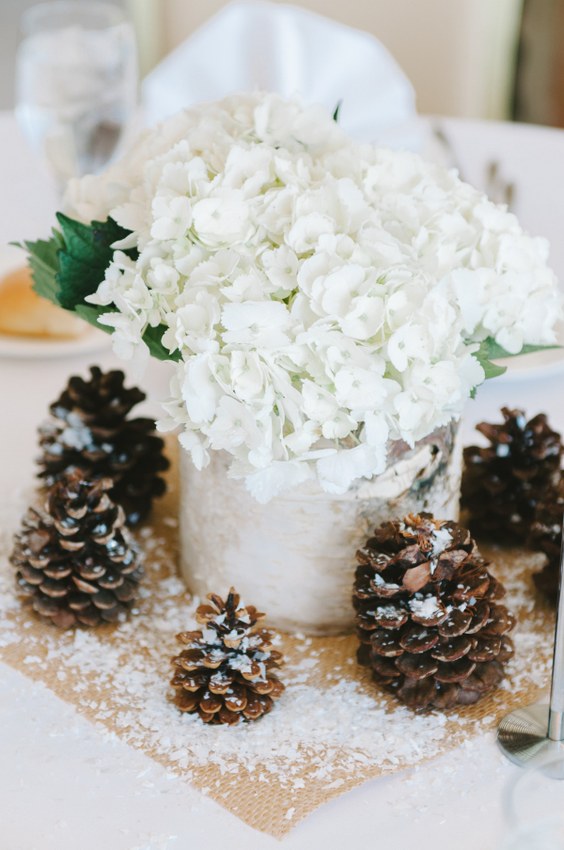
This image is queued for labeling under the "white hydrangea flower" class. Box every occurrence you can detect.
[68,91,562,501]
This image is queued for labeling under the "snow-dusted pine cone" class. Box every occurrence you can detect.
[529,476,564,603]
[461,408,561,541]
[354,513,515,711]
[11,469,142,629]
[171,590,285,725]
[38,366,169,526]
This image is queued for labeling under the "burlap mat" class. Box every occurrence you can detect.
[0,441,555,839]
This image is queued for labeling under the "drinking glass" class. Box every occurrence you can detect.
[14,1,137,194]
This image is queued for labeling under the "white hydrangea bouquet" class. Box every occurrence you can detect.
[23,92,561,505]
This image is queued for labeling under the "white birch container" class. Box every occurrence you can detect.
[178,423,463,635]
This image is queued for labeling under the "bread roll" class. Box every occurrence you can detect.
[0,266,87,339]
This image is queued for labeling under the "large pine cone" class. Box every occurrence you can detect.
[171,590,285,725]
[11,469,142,629]
[529,476,564,603]
[461,408,561,541]
[38,366,169,526]
[354,513,515,710]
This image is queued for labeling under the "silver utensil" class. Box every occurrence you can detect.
[484,160,516,210]
[431,121,466,182]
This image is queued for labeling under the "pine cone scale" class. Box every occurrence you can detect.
[40,578,71,598]
[369,630,404,656]
[43,564,73,579]
[465,601,490,634]
[395,653,438,679]
[399,627,439,653]
[435,657,477,683]
[18,564,44,585]
[468,637,501,662]
[431,636,473,661]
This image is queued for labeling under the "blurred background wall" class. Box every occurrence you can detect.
[513,0,564,126]
[1,0,562,126]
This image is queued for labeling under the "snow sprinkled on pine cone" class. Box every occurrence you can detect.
[11,469,142,629]
[171,589,285,725]
[353,512,515,711]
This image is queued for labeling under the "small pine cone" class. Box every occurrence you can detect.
[461,408,562,541]
[171,590,285,725]
[38,366,169,526]
[529,476,564,603]
[51,366,145,425]
[354,513,515,711]
[10,469,142,629]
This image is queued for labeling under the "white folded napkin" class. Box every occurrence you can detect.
[142,0,421,148]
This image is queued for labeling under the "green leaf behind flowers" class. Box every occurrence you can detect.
[17,214,180,362]
[73,302,113,332]
[474,339,508,381]
[16,214,133,309]
[470,336,562,396]
[479,337,561,361]
[74,305,180,362]
[15,229,65,304]
[142,325,181,362]
[55,213,134,309]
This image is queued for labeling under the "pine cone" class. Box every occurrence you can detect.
[529,476,564,603]
[171,590,285,725]
[354,513,515,711]
[11,469,142,629]
[38,366,169,526]
[461,408,561,541]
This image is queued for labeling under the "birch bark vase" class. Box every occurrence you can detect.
[179,422,463,635]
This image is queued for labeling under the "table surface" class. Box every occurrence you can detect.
[1,112,564,850]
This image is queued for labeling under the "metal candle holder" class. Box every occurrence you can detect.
[497,517,564,767]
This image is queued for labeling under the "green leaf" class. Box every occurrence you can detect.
[472,335,563,393]
[481,358,508,381]
[14,230,65,304]
[142,325,181,362]
[75,305,181,362]
[75,304,181,362]
[18,215,134,315]
[74,302,114,333]
[473,338,508,383]
[55,213,134,310]
[471,340,506,400]
[20,216,181,363]
[481,337,561,361]
[332,100,342,122]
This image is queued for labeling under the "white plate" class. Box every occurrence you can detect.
[0,243,110,360]
[493,321,564,382]
[0,327,110,359]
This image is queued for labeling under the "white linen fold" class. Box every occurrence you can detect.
[142,0,421,148]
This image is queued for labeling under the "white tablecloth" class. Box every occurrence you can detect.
[1,113,563,850]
